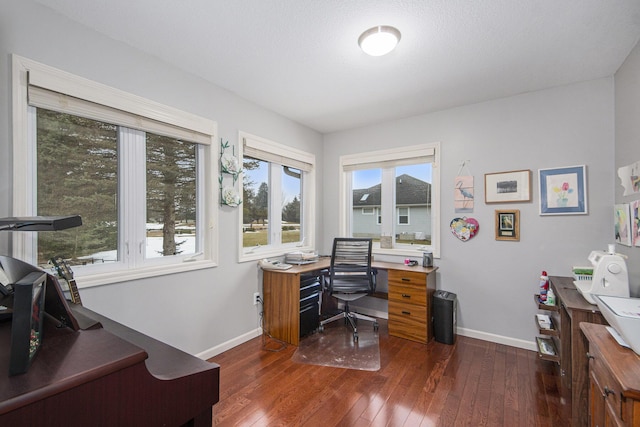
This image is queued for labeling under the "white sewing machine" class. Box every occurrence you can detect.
[594,295,640,356]
[574,249,630,304]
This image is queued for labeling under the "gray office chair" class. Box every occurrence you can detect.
[318,238,378,342]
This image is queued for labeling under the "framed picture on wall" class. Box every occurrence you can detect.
[539,165,587,215]
[484,170,531,203]
[614,203,633,246]
[495,209,520,241]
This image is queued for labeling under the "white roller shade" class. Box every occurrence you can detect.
[342,145,435,171]
[243,135,314,172]
[28,70,214,145]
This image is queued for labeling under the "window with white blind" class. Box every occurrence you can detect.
[340,143,440,257]
[238,132,315,261]
[11,55,218,286]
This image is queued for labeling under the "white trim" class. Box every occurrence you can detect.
[339,142,441,258]
[11,54,219,277]
[342,145,435,171]
[194,324,537,360]
[25,56,215,139]
[195,327,263,360]
[242,131,314,171]
[457,327,537,351]
[238,131,316,262]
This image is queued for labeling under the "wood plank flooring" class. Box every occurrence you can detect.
[209,320,569,426]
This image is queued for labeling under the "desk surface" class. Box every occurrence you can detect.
[270,257,438,275]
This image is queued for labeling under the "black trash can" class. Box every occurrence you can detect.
[433,290,457,344]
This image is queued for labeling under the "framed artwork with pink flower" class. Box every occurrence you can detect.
[539,165,587,215]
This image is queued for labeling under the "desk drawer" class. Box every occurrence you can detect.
[388,270,426,286]
[388,283,426,306]
[389,300,427,342]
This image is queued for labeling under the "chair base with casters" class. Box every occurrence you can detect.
[318,295,379,342]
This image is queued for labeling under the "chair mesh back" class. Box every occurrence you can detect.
[329,238,373,293]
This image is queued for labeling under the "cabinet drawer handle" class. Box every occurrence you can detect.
[402,310,411,315]
[586,352,594,360]
[401,294,411,298]
[604,387,615,397]
[401,277,411,282]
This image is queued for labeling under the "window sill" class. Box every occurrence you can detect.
[74,259,218,288]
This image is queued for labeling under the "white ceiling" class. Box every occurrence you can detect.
[35,0,640,134]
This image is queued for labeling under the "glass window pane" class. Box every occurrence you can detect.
[281,166,301,243]
[146,134,197,258]
[242,156,269,247]
[36,109,118,268]
[395,164,432,244]
[352,168,382,240]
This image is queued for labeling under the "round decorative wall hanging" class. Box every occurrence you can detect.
[450,217,479,241]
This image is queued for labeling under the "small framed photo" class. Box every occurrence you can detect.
[539,165,587,215]
[495,209,520,241]
[484,170,532,203]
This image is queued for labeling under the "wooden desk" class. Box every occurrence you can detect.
[261,258,438,345]
[548,276,607,427]
[0,306,220,426]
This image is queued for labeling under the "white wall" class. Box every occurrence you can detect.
[0,1,323,356]
[323,79,615,346]
[615,39,640,296]
[0,0,628,355]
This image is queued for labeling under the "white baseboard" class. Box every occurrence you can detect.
[457,327,537,352]
[341,304,537,351]
[195,327,262,360]
[195,322,537,361]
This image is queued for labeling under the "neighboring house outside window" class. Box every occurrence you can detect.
[339,143,440,257]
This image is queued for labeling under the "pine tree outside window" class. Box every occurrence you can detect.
[11,56,217,286]
[238,132,315,262]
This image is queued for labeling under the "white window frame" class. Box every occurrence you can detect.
[397,207,410,225]
[238,132,316,262]
[361,207,374,215]
[339,142,440,258]
[11,55,218,287]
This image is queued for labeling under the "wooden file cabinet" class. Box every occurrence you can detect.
[388,268,436,343]
[581,322,640,427]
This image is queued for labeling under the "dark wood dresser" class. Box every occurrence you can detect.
[547,276,607,427]
[581,322,640,426]
[0,305,220,426]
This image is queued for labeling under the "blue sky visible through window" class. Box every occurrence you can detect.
[245,164,302,205]
[247,163,432,203]
[354,164,432,189]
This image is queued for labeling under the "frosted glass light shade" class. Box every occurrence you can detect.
[358,26,401,56]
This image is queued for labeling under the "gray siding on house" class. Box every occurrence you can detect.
[352,174,432,239]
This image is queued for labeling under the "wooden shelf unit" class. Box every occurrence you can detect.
[534,293,561,364]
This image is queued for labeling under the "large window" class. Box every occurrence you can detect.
[239,132,315,261]
[12,56,217,286]
[340,143,440,257]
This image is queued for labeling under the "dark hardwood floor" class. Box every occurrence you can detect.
[209,320,569,426]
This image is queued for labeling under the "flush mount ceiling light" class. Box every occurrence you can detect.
[358,25,401,56]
